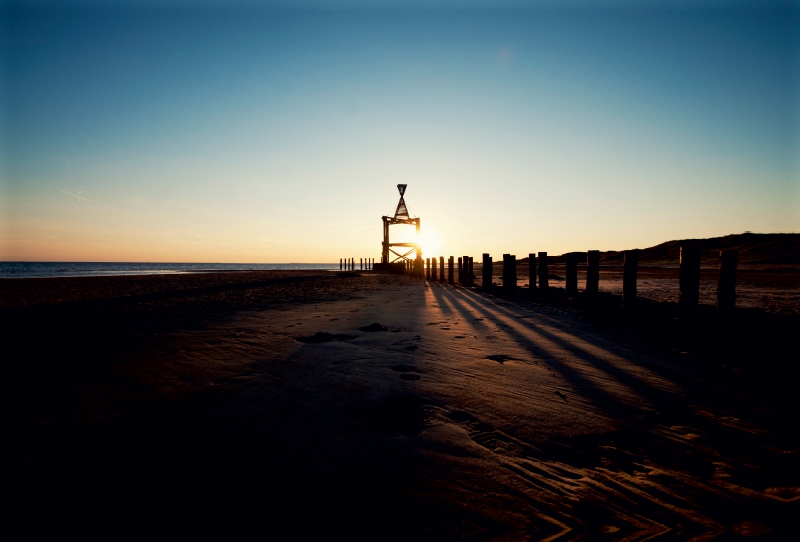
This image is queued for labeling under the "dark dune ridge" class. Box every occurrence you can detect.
[514,232,800,266]
[2,270,798,538]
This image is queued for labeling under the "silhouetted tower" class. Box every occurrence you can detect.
[381,185,422,272]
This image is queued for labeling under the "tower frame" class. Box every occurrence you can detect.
[381,184,422,270]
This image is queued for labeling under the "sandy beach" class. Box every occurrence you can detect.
[2,270,797,538]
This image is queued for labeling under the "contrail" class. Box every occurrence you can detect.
[59,190,114,209]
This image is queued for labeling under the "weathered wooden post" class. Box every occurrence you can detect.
[586,250,599,295]
[360,258,363,271]
[565,253,577,296]
[340,258,342,271]
[528,253,536,292]
[482,254,492,290]
[415,256,424,278]
[468,257,474,286]
[717,250,738,314]
[425,258,430,280]
[431,257,437,281]
[503,254,516,293]
[448,256,454,284]
[622,249,639,308]
[439,257,445,282]
[679,245,701,313]
[538,252,549,293]
[458,257,463,285]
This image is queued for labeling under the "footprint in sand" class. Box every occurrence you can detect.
[486,354,518,364]
[359,323,388,332]
[296,332,356,343]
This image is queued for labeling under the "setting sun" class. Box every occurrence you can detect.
[417,226,444,258]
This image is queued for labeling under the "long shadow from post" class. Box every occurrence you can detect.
[428,284,648,417]
[457,287,686,400]
[428,282,498,338]
[456,287,686,394]
[473,288,679,371]
[430,283,684,421]
[468,292,680,385]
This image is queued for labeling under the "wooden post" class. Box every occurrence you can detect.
[448,257,454,284]
[340,258,342,271]
[586,250,599,295]
[528,253,536,292]
[468,257,474,286]
[439,257,445,282]
[679,245,701,313]
[425,258,430,280]
[717,250,738,314]
[432,257,438,281]
[503,254,516,293]
[360,258,363,271]
[482,254,492,290]
[622,249,639,308]
[538,252,549,293]
[458,257,463,284]
[565,253,577,296]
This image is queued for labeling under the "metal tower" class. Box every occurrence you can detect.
[381,184,422,274]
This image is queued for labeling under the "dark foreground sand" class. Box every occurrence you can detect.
[2,271,798,539]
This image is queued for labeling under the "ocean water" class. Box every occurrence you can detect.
[0,262,340,279]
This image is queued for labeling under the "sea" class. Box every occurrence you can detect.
[0,262,340,279]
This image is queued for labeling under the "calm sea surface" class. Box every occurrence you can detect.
[0,262,340,279]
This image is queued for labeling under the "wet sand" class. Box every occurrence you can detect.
[2,271,798,538]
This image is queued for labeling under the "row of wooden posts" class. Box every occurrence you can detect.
[406,247,739,313]
[340,258,374,271]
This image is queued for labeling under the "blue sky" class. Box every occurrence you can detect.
[1,1,798,262]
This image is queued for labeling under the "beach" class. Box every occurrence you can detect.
[2,270,797,538]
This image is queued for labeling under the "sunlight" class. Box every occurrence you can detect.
[390,223,443,258]
[417,226,444,258]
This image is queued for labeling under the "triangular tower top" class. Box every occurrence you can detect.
[394,184,409,219]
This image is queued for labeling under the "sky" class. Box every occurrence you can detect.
[1,1,798,262]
